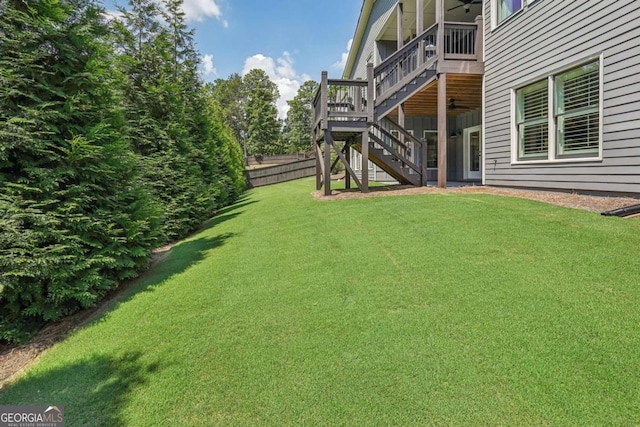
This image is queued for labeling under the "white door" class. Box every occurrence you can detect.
[463,125,482,181]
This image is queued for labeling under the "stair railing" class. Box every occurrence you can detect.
[369,120,424,176]
[374,22,438,100]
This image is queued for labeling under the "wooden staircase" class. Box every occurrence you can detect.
[351,119,425,186]
[312,19,482,195]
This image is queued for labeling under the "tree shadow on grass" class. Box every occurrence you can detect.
[92,231,236,324]
[0,351,159,426]
[211,198,258,219]
[99,197,256,314]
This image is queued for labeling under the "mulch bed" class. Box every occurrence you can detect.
[314,184,640,213]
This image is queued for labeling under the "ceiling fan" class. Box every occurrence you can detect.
[448,98,471,110]
[447,0,483,13]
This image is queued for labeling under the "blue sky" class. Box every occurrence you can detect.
[104,0,362,118]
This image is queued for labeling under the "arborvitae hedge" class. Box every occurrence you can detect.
[0,0,246,343]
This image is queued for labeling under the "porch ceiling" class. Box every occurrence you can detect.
[378,0,482,41]
[393,73,483,117]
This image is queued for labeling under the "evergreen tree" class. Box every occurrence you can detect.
[210,75,247,160]
[0,0,160,341]
[283,80,319,154]
[113,0,239,241]
[243,69,281,156]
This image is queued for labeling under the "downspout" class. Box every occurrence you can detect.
[601,204,640,218]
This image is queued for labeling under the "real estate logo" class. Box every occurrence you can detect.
[0,406,64,427]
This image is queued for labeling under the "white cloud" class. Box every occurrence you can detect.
[183,0,223,22]
[242,52,312,119]
[201,54,217,77]
[102,9,124,22]
[333,38,353,71]
[108,1,227,26]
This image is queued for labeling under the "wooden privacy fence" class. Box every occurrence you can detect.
[245,158,316,188]
[247,153,313,166]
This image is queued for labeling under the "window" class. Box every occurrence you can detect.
[516,79,548,159]
[555,62,600,157]
[514,59,601,163]
[497,0,524,24]
[424,131,437,169]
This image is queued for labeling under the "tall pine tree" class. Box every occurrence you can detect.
[243,69,281,156]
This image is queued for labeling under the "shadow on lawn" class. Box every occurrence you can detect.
[114,196,256,303]
[211,197,257,219]
[0,351,159,426]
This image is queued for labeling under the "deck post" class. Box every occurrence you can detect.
[367,64,374,122]
[316,143,322,190]
[345,142,352,189]
[437,72,447,188]
[421,137,428,186]
[416,0,424,65]
[320,71,328,131]
[475,14,484,62]
[436,0,444,59]
[324,132,331,196]
[361,132,369,193]
[397,2,404,51]
[398,103,406,159]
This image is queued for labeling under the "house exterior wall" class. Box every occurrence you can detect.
[350,109,481,182]
[484,0,640,193]
[349,0,397,79]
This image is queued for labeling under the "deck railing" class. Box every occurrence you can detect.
[313,19,482,135]
[443,22,478,60]
[313,67,374,131]
[374,22,438,98]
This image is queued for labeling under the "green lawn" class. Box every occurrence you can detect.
[2,178,639,425]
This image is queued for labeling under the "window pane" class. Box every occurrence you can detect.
[556,61,600,156]
[520,122,548,157]
[518,82,548,122]
[425,132,437,168]
[557,62,599,114]
[498,0,523,23]
[517,79,548,158]
[558,112,599,154]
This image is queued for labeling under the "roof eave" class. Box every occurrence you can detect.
[343,0,375,79]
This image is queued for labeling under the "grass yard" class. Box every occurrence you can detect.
[1,178,639,425]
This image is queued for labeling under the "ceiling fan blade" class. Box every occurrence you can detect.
[447,4,464,11]
[448,98,472,110]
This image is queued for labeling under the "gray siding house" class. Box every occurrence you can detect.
[312,0,640,196]
[484,0,640,194]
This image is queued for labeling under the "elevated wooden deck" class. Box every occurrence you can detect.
[313,18,484,195]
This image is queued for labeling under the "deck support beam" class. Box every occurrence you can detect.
[416,0,424,66]
[361,132,369,193]
[326,134,363,191]
[315,141,323,190]
[397,2,404,50]
[437,73,447,188]
[416,0,424,34]
[324,132,331,196]
[345,142,352,189]
[436,0,444,58]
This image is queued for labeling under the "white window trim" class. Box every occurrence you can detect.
[511,54,604,165]
[491,0,533,31]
